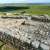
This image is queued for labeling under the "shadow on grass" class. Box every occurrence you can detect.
[0,6,29,12]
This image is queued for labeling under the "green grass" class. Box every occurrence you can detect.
[25,5,50,15]
[0,4,50,16]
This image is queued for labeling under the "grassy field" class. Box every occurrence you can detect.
[25,5,50,15]
[0,4,50,15]
[0,4,50,16]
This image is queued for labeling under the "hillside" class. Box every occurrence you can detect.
[0,3,50,16]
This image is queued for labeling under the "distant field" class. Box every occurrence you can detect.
[26,5,50,15]
[0,4,50,15]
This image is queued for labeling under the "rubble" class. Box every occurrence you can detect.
[0,14,50,50]
[40,43,49,50]
[32,40,40,48]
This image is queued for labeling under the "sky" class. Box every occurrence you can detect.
[0,0,50,3]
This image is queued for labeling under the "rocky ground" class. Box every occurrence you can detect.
[0,14,50,50]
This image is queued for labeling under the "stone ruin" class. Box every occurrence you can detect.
[0,14,50,50]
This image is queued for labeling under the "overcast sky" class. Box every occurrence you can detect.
[0,0,50,3]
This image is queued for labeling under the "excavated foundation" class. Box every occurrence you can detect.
[0,14,50,50]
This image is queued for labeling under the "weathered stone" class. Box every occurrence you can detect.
[32,40,40,48]
[40,43,49,50]
[0,14,50,50]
